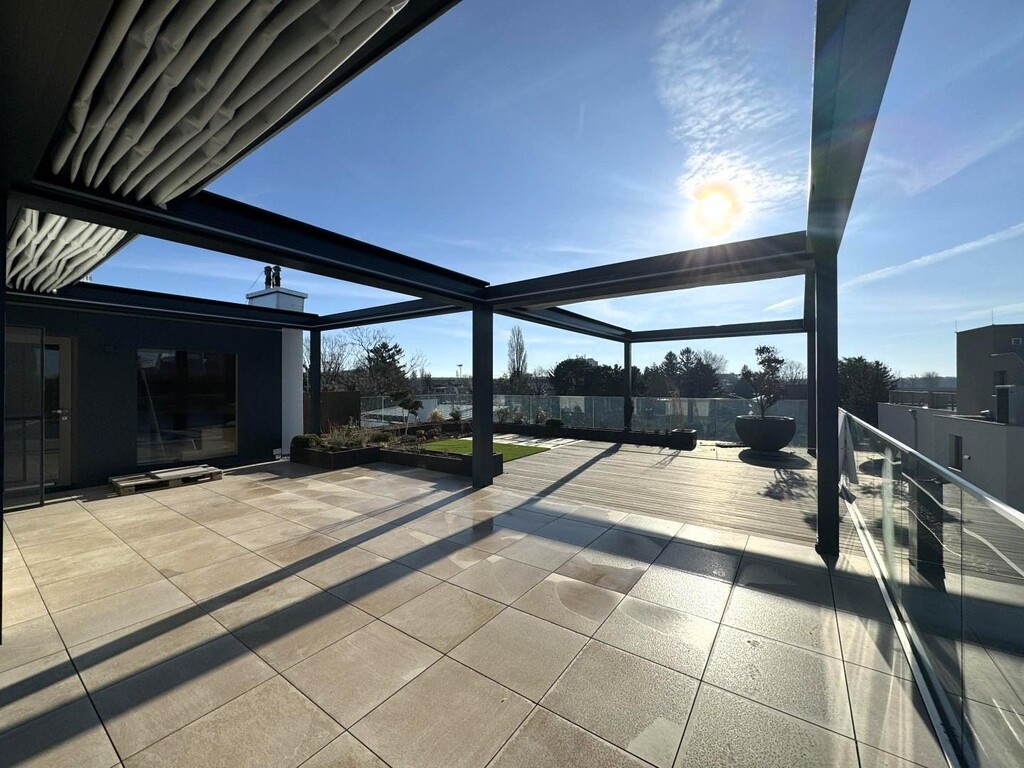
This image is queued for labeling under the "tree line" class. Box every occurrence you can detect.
[306,324,910,427]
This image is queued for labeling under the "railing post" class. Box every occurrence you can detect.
[815,251,840,557]
[309,329,321,434]
[623,341,633,431]
[472,304,494,487]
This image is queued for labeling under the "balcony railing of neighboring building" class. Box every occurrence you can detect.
[839,409,1024,768]
[889,389,958,411]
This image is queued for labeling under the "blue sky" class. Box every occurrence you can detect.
[93,0,1024,379]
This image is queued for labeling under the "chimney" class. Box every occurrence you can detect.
[246,265,307,312]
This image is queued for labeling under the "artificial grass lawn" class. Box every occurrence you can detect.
[424,439,549,462]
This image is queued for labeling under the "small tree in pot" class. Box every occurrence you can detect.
[735,345,796,451]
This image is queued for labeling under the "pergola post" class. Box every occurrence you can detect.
[814,251,839,556]
[471,304,493,488]
[309,329,322,435]
[805,270,817,454]
[623,341,633,431]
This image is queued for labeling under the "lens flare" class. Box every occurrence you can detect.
[690,181,743,237]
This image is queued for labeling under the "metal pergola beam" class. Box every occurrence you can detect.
[5,284,317,329]
[810,0,910,556]
[629,318,807,345]
[315,299,463,330]
[11,181,488,306]
[500,307,630,342]
[486,232,811,309]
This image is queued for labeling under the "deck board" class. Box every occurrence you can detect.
[492,438,860,551]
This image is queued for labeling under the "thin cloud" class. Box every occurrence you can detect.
[764,220,1024,312]
[653,0,808,220]
[843,220,1024,289]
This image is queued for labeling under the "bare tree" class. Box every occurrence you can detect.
[781,359,807,384]
[697,349,728,375]
[303,332,353,391]
[918,370,941,390]
[507,326,529,395]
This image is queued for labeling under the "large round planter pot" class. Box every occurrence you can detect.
[734,415,796,452]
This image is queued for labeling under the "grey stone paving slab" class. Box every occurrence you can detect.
[51,579,193,646]
[629,566,732,621]
[654,540,740,583]
[723,585,842,657]
[450,554,548,604]
[38,559,163,613]
[512,573,624,635]
[382,582,503,652]
[704,626,853,737]
[490,706,648,768]
[557,546,652,594]
[0,651,86,735]
[91,634,275,757]
[123,676,341,768]
[0,615,65,674]
[596,595,718,678]
[299,733,388,767]
[231,590,373,671]
[450,608,587,701]
[351,657,532,768]
[284,620,439,727]
[675,683,859,768]
[0,697,120,768]
[329,560,441,617]
[499,533,582,571]
[396,537,490,579]
[542,640,698,768]
[845,662,948,768]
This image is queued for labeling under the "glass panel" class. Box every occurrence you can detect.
[43,344,61,486]
[4,327,44,509]
[841,410,1024,768]
[137,350,237,464]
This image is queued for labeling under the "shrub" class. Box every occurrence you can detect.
[495,406,512,424]
[291,434,323,449]
[367,430,392,445]
[427,408,445,423]
[534,409,548,425]
[449,407,463,421]
[512,410,526,424]
[545,418,563,429]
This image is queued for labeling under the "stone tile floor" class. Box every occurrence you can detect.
[1,460,946,768]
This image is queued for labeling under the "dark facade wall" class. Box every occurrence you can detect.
[7,305,282,488]
[957,325,1024,415]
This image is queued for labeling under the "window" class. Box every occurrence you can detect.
[1012,337,1022,346]
[137,350,237,464]
[948,434,963,472]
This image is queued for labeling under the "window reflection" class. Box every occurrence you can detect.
[137,349,237,464]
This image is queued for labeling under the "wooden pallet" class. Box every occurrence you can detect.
[110,464,223,496]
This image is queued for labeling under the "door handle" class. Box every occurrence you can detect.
[51,409,70,421]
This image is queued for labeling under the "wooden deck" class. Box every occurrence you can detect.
[492,437,860,552]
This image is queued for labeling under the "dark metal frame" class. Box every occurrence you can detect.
[2,0,913,653]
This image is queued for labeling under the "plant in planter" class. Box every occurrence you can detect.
[291,433,324,450]
[449,406,463,422]
[545,418,563,430]
[736,345,796,452]
[391,390,423,436]
[534,408,548,425]
[495,406,512,424]
[427,408,445,424]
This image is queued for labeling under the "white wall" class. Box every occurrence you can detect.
[281,329,304,453]
[878,403,1022,510]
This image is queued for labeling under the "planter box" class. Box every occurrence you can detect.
[497,423,697,451]
[381,448,503,478]
[289,445,381,470]
[290,443,502,477]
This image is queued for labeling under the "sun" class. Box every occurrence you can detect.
[690,181,743,237]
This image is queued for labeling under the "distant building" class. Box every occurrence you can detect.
[878,324,1024,510]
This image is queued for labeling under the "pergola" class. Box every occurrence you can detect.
[1,0,911,557]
